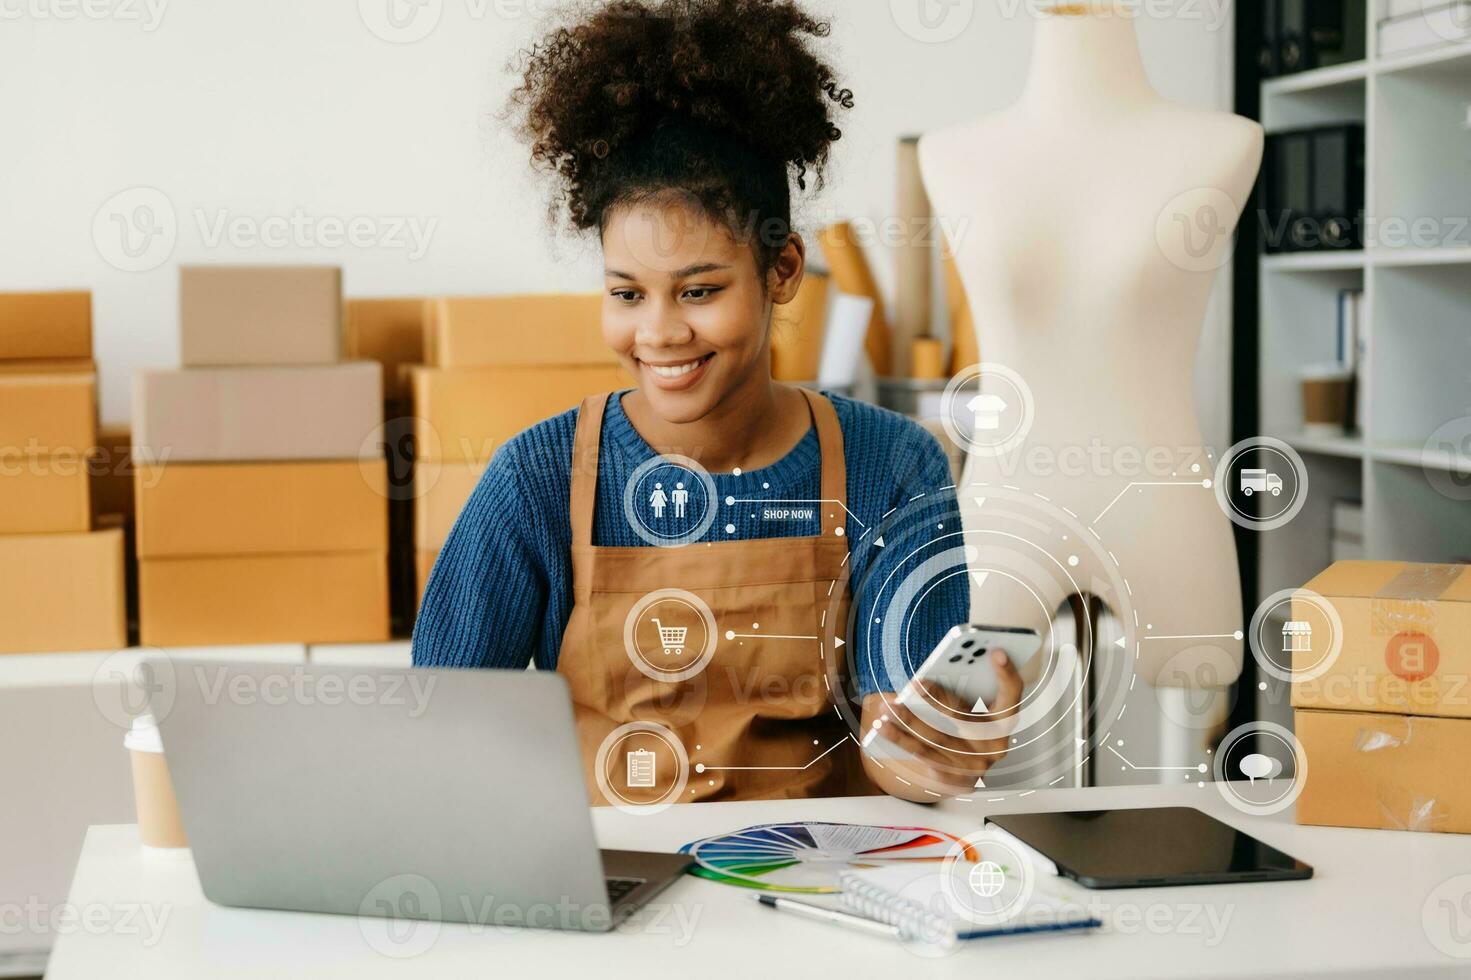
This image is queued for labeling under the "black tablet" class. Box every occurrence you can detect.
[984,807,1314,890]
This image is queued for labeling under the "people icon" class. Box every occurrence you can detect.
[672,482,690,519]
[649,483,669,519]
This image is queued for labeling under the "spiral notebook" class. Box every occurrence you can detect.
[838,866,1102,942]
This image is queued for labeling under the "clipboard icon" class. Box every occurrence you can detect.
[626,749,657,789]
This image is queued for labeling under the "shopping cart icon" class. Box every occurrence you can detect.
[650,618,688,657]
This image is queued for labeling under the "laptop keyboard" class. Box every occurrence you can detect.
[606,876,645,903]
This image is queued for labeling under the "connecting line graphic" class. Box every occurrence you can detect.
[1107,745,1206,773]
[724,632,819,641]
[1142,632,1243,642]
[696,736,854,772]
[727,498,868,529]
[1093,481,1211,526]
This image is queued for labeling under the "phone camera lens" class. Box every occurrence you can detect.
[960,640,976,650]
[948,655,963,663]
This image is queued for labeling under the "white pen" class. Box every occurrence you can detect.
[755,894,900,940]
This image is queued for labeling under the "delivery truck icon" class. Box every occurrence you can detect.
[1240,469,1284,497]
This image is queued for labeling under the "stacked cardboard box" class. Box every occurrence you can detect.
[132,267,389,646]
[411,295,629,608]
[344,298,428,637]
[0,291,127,653]
[1294,561,1471,835]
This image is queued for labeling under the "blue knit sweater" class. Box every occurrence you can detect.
[412,391,967,696]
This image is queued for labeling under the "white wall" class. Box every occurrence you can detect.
[0,0,1236,433]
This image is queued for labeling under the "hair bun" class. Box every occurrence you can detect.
[512,0,853,231]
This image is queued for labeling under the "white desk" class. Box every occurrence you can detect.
[44,784,1470,978]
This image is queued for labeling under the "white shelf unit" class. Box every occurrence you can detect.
[1256,5,1471,612]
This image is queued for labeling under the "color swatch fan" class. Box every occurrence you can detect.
[682,822,973,894]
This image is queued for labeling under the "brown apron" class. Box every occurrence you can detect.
[556,389,874,805]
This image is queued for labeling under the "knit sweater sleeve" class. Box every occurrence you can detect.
[411,435,552,670]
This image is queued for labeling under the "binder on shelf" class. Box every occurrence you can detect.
[1262,125,1365,253]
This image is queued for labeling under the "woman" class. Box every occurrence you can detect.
[413,0,1021,804]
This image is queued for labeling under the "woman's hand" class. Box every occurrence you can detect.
[859,650,1024,803]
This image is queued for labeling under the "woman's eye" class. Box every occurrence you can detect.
[612,290,640,304]
[683,287,720,301]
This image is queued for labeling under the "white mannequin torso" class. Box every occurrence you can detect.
[919,10,1262,686]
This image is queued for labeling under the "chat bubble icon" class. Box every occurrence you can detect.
[1240,753,1277,785]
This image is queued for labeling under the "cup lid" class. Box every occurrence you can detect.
[124,713,163,753]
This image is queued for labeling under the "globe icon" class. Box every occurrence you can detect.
[968,860,1006,899]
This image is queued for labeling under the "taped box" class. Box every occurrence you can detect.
[0,291,92,361]
[180,266,342,367]
[344,298,426,402]
[1292,561,1471,719]
[1296,708,1471,835]
[425,295,612,368]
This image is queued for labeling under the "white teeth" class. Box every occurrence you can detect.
[647,359,704,379]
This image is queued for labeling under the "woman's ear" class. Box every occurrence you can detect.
[767,234,806,306]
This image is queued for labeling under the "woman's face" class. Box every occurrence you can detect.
[601,194,800,424]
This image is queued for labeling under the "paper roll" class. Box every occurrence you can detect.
[770,272,831,382]
[943,243,979,375]
[894,137,932,378]
[817,223,892,377]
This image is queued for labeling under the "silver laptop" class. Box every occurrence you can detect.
[153,660,691,932]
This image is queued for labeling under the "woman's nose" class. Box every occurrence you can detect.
[635,298,694,349]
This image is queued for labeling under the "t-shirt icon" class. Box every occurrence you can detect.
[967,393,1009,432]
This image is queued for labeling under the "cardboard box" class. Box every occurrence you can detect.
[139,552,389,647]
[92,425,133,524]
[135,460,388,558]
[132,363,382,463]
[0,372,97,456]
[0,291,92,361]
[1293,562,1471,720]
[0,457,91,534]
[1296,708,1471,834]
[0,358,95,375]
[425,295,614,368]
[413,459,486,551]
[180,266,342,367]
[0,528,126,653]
[411,365,628,463]
[344,298,426,402]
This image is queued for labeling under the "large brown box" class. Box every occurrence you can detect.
[0,372,97,456]
[0,291,92,361]
[413,460,486,551]
[344,298,426,402]
[0,528,126,653]
[425,295,613,368]
[132,363,382,463]
[1292,562,1471,720]
[139,552,389,647]
[135,460,389,558]
[411,365,628,463]
[180,266,342,367]
[0,458,91,534]
[1295,708,1471,835]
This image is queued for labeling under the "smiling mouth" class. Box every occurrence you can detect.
[640,353,714,380]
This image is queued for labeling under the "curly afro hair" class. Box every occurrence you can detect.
[510,0,854,272]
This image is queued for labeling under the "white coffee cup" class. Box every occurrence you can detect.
[124,713,188,851]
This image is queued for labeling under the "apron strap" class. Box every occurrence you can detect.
[570,393,611,550]
[798,389,847,537]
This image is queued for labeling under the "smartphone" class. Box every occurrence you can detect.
[862,624,1042,762]
[907,624,1043,713]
